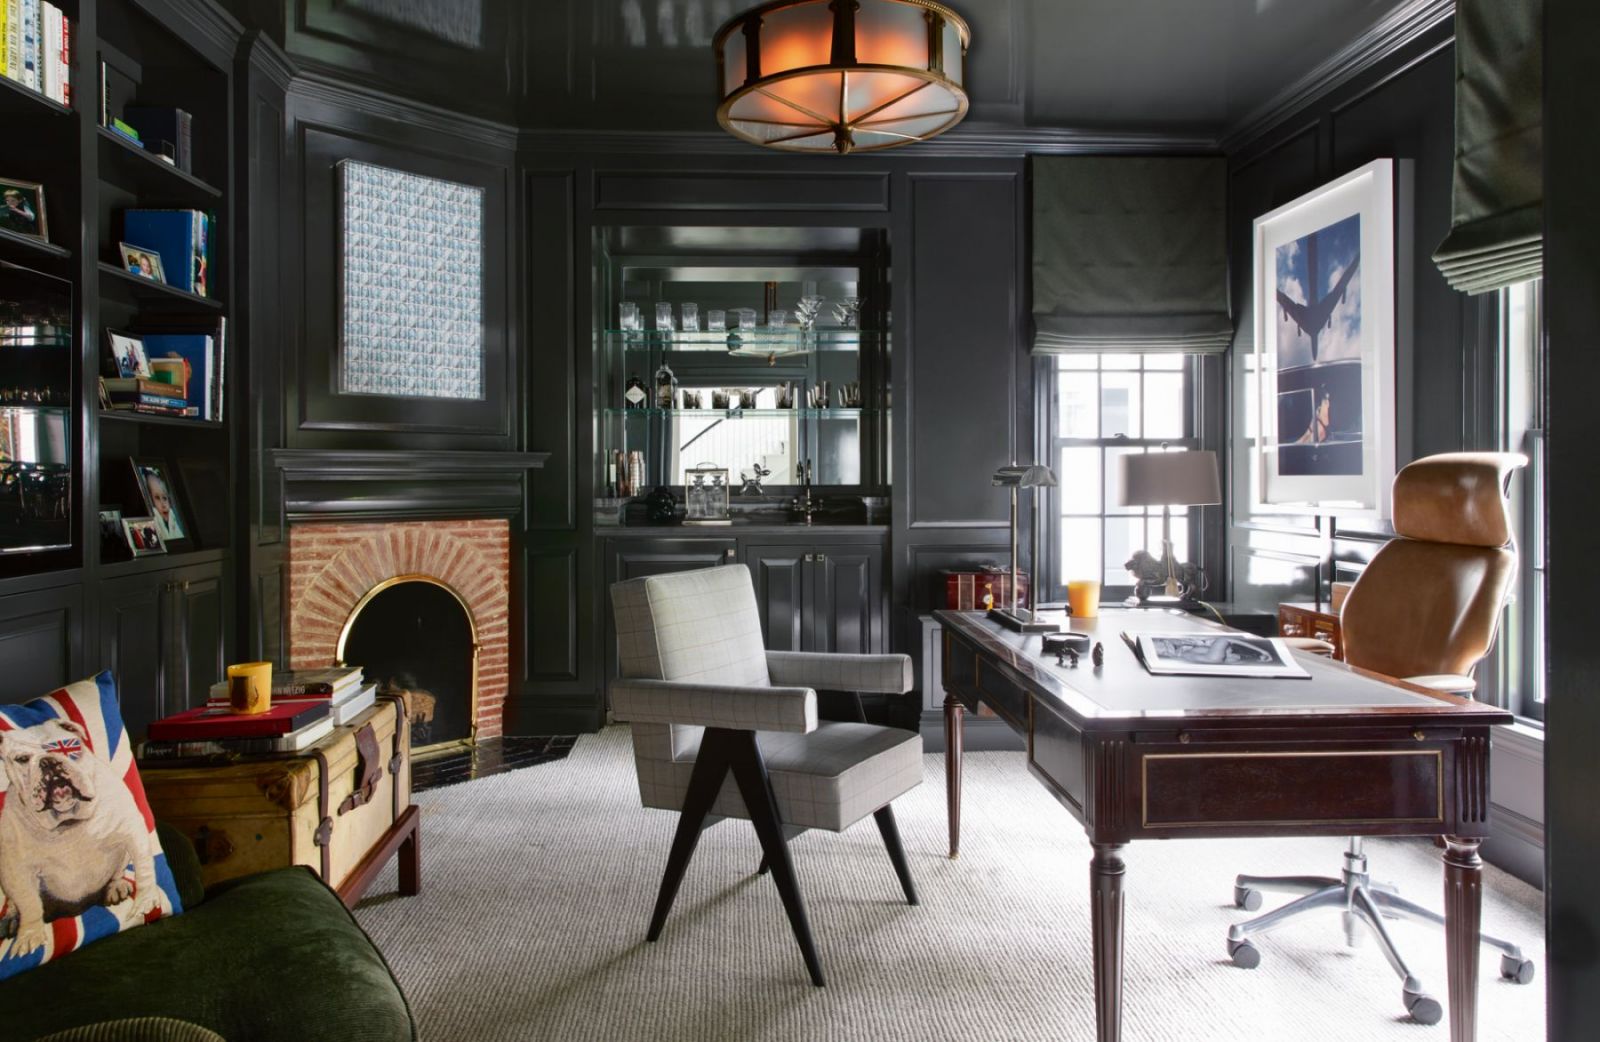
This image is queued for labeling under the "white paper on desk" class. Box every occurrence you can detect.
[1127,632,1311,679]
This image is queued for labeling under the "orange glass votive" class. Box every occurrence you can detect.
[226,661,273,715]
[1066,580,1101,619]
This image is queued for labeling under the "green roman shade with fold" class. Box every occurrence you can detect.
[1433,0,1542,294]
[1032,156,1231,354]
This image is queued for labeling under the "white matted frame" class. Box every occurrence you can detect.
[1251,158,1395,517]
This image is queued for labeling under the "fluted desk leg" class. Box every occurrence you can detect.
[943,692,964,859]
[1443,836,1484,1042]
[1091,842,1127,1042]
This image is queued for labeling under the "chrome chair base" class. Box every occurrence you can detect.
[1226,838,1535,1024]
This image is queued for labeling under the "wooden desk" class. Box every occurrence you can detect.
[934,608,1512,1042]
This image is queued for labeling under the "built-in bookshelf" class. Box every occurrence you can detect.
[0,0,240,583]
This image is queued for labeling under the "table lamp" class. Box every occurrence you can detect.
[990,462,1059,633]
[1118,449,1221,603]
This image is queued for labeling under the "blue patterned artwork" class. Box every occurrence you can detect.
[339,160,485,400]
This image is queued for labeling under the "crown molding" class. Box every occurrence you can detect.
[1220,0,1455,153]
[138,0,243,68]
[516,122,1218,158]
[240,28,298,92]
[288,66,521,152]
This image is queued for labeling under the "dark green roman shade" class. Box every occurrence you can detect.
[1031,156,1231,354]
[1433,0,1543,294]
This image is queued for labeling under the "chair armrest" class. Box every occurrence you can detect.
[765,651,914,694]
[1402,674,1478,695]
[1283,637,1337,656]
[610,679,817,733]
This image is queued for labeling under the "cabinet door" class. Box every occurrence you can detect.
[744,546,808,652]
[97,573,171,741]
[170,567,227,712]
[811,545,885,655]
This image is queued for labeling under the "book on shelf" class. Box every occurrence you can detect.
[123,106,191,172]
[105,388,188,409]
[102,376,178,395]
[205,667,364,702]
[130,314,226,422]
[147,701,330,742]
[120,209,209,298]
[105,402,197,417]
[97,42,139,127]
[138,717,337,760]
[1123,632,1311,680]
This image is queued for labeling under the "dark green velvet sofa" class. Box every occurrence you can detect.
[2,826,416,1042]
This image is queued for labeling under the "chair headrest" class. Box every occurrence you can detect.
[1391,452,1527,548]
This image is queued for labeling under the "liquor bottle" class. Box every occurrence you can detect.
[654,362,676,410]
[624,375,647,410]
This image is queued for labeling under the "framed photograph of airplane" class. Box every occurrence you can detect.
[1250,158,1396,517]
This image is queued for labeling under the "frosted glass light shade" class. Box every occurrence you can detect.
[714,0,970,154]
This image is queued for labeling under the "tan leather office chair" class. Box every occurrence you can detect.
[1226,452,1536,1024]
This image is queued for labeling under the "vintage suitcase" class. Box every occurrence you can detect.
[944,568,1029,611]
[140,696,412,895]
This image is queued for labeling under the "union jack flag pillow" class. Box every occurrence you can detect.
[0,671,183,979]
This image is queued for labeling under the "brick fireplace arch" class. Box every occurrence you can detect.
[288,519,510,739]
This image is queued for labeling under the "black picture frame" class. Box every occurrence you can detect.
[129,457,192,553]
[0,177,48,241]
[173,455,228,549]
[120,515,165,558]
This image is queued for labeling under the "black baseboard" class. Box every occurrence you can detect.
[918,711,1026,753]
[506,701,604,735]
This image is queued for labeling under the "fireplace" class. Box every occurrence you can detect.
[287,519,512,747]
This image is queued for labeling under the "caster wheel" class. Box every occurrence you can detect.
[1500,955,1536,985]
[1233,886,1262,912]
[1405,992,1443,1025]
[1228,939,1261,969]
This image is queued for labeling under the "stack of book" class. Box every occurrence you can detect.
[2,1,72,106]
[140,667,374,760]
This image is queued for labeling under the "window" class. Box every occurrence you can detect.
[1495,279,1546,722]
[1041,353,1202,600]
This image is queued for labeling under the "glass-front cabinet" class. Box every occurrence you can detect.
[0,265,73,558]
[594,226,889,522]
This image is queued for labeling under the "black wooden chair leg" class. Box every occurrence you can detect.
[874,805,918,906]
[647,738,731,942]
[721,729,826,987]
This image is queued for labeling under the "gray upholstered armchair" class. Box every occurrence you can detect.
[609,565,922,987]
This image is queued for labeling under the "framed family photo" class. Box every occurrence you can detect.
[1250,158,1396,517]
[129,457,191,552]
[0,178,47,240]
[106,330,151,379]
[119,242,167,283]
[121,516,166,558]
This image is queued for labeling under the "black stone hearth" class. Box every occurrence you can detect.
[413,736,577,792]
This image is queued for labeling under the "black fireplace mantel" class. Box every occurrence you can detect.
[272,449,550,523]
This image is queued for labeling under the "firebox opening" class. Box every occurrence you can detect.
[338,576,478,755]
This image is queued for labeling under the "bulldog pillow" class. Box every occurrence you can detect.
[0,671,183,979]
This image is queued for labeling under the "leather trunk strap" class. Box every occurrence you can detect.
[338,724,383,815]
[310,748,333,880]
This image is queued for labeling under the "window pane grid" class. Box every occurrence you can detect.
[1046,354,1200,595]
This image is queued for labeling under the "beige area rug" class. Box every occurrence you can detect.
[355,726,1545,1042]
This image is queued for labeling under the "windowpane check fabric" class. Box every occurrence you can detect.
[608,565,921,833]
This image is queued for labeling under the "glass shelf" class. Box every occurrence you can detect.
[603,407,867,419]
[604,329,878,353]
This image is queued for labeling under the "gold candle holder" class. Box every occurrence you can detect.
[226,661,273,715]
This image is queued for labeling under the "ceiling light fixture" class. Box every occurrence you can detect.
[713,0,971,154]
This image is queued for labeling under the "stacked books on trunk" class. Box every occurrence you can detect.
[140,667,373,760]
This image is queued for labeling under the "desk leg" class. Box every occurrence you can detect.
[1091,842,1127,1042]
[1443,836,1483,1042]
[943,692,964,859]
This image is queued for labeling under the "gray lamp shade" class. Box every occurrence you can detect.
[1032,156,1232,355]
[1432,0,1542,294]
[1119,450,1221,507]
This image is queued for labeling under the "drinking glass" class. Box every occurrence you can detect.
[618,301,640,331]
[654,302,675,332]
[767,309,789,329]
[680,303,700,332]
[737,308,758,330]
[707,309,727,331]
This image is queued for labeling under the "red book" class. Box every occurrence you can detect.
[147,701,330,741]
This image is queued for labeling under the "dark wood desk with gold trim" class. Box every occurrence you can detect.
[934,608,1513,1042]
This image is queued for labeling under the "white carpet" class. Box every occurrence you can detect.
[355,727,1545,1042]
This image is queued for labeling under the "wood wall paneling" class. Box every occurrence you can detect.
[0,586,81,703]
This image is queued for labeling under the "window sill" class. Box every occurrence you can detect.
[1497,719,1544,759]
